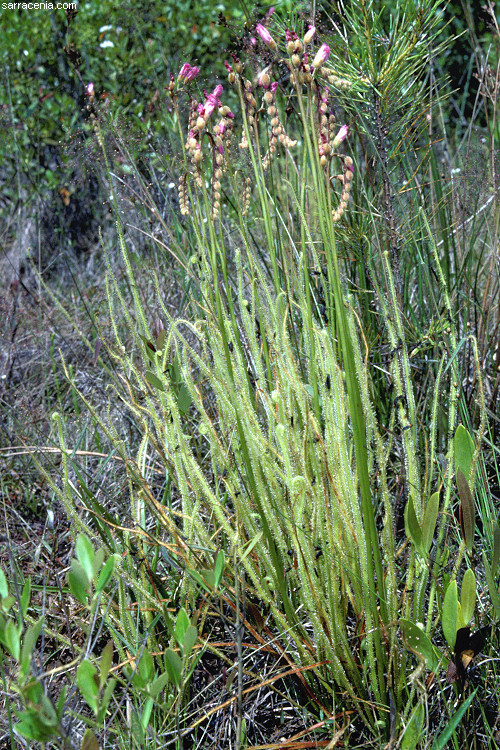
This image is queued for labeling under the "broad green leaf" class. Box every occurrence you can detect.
[137,648,154,683]
[401,619,440,672]
[95,555,116,593]
[145,371,165,392]
[99,640,113,687]
[96,678,116,724]
[422,492,439,553]
[130,708,145,747]
[460,569,476,624]
[3,619,21,660]
[456,601,466,631]
[175,608,190,647]
[140,696,154,732]
[148,670,170,698]
[68,569,88,605]
[21,617,44,669]
[76,535,95,584]
[177,384,192,415]
[15,712,57,742]
[183,625,198,658]
[454,424,475,483]
[0,568,8,599]
[405,495,422,552]
[402,703,425,750]
[214,549,225,588]
[156,329,167,351]
[189,567,215,593]
[92,547,105,579]
[77,659,99,713]
[81,729,100,750]
[456,468,475,553]
[442,580,458,649]
[164,648,183,687]
[20,578,31,617]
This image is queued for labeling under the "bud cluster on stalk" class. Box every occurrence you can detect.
[170,18,357,223]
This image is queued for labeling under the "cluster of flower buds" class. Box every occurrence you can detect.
[178,173,189,216]
[212,107,235,218]
[314,85,330,165]
[260,78,297,169]
[285,30,312,86]
[326,71,355,91]
[238,78,258,150]
[331,155,354,222]
[241,175,252,216]
[177,62,200,84]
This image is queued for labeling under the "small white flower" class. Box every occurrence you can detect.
[100,40,114,49]
[99,25,113,33]
[23,49,29,56]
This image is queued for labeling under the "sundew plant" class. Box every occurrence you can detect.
[3,0,499,748]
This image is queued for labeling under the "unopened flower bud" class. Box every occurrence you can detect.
[312,43,330,68]
[303,25,315,44]
[332,124,349,149]
[258,70,271,88]
[256,23,277,51]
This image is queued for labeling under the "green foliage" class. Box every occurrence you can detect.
[3,0,499,745]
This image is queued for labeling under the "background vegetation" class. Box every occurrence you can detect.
[0,0,499,748]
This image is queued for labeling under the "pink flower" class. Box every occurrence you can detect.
[304,25,316,44]
[270,82,278,94]
[178,63,191,80]
[203,84,224,119]
[256,23,277,51]
[312,43,330,68]
[178,63,200,83]
[332,124,349,148]
[85,82,94,97]
[185,65,200,82]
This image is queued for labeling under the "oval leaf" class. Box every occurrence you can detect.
[76,535,95,585]
[422,492,439,553]
[164,648,182,687]
[145,371,165,392]
[454,424,475,483]
[456,468,475,553]
[405,495,422,551]
[442,580,458,649]
[401,619,440,672]
[460,569,476,624]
